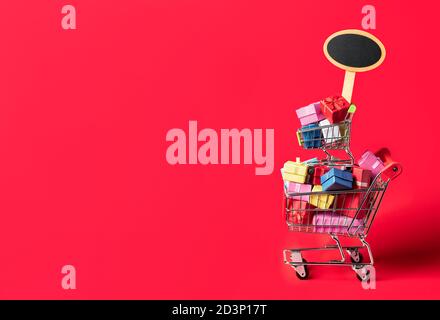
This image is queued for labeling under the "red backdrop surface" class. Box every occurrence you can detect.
[0,0,439,299]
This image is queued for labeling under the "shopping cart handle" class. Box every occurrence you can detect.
[374,148,402,181]
[379,162,402,181]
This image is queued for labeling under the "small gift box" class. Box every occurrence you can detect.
[312,212,365,234]
[306,165,329,185]
[352,166,372,189]
[334,192,373,219]
[296,102,325,126]
[321,168,353,191]
[284,182,312,202]
[286,199,314,225]
[320,96,350,124]
[281,158,308,184]
[358,150,385,177]
[319,119,341,144]
[300,123,322,149]
[309,185,335,209]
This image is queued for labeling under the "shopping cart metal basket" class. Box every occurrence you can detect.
[283,149,402,281]
[296,105,356,167]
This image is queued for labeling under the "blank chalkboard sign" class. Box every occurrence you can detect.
[323,29,386,103]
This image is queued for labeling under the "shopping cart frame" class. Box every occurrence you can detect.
[297,119,355,167]
[283,150,402,281]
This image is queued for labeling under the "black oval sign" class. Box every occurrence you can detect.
[324,30,386,72]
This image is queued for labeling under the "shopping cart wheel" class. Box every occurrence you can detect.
[353,265,370,282]
[352,253,363,264]
[295,259,309,280]
[348,249,363,263]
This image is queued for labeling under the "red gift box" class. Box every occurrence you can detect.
[335,192,374,219]
[286,199,314,225]
[306,165,329,185]
[320,96,350,124]
[352,166,372,189]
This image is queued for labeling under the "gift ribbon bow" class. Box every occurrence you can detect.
[323,96,347,111]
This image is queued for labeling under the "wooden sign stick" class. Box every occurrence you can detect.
[342,70,356,103]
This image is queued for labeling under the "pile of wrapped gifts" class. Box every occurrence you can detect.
[296,95,354,148]
[282,96,386,233]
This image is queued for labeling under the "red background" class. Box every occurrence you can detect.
[0,0,439,299]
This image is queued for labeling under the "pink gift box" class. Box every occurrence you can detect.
[286,200,314,225]
[296,102,325,126]
[285,182,312,202]
[312,212,365,234]
[352,166,372,189]
[358,150,385,177]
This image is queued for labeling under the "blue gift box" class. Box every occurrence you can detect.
[321,168,353,191]
[301,123,322,149]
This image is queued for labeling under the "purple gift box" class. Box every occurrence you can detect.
[296,102,325,126]
[312,212,365,234]
[358,150,385,177]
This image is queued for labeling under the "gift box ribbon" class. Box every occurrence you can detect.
[323,97,346,111]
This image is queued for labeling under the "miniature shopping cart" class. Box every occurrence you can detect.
[283,149,402,281]
[296,105,356,167]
